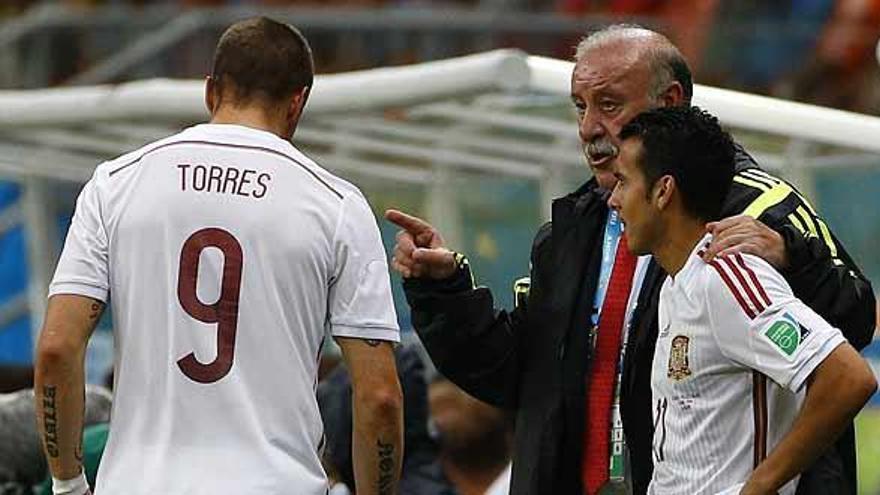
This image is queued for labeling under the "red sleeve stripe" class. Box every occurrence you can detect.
[719,255,767,314]
[734,253,772,308]
[708,260,757,319]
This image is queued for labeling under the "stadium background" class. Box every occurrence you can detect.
[0,0,879,493]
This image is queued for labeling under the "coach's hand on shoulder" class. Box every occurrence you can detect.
[385,209,457,280]
[703,215,788,269]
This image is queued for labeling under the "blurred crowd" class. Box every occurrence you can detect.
[0,0,879,113]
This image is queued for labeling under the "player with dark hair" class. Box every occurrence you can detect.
[388,24,875,495]
[34,17,403,495]
[609,105,876,495]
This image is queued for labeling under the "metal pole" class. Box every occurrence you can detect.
[21,177,57,352]
[425,166,463,251]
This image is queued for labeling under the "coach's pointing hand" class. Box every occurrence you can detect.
[385,209,457,280]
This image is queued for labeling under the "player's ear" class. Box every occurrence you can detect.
[205,76,218,115]
[654,175,675,210]
[288,86,310,121]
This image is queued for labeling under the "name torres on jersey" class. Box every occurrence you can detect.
[177,163,272,198]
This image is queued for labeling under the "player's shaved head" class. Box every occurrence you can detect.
[210,17,314,106]
[575,24,693,103]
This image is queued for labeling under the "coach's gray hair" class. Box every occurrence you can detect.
[574,24,693,103]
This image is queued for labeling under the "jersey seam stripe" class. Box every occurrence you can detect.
[708,260,756,319]
[752,372,759,468]
[108,139,345,200]
[739,170,777,188]
[719,256,765,315]
[653,399,663,462]
[659,397,667,462]
[759,374,768,462]
[733,253,772,308]
[752,372,769,468]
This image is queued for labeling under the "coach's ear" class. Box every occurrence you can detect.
[657,81,685,108]
[654,175,676,211]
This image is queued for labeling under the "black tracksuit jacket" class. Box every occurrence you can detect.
[403,147,876,495]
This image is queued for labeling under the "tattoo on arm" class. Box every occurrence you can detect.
[88,303,101,321]
[74,389,85,462]
[377,439,395,495]
[42,386,59,458]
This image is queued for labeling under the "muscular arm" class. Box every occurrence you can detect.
[742,344,877,495]
[336,337,403,495]
[34,295,104,484]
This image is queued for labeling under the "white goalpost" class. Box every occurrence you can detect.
[0,49,877,345]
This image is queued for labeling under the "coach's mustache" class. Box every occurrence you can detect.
[584,138,619,163]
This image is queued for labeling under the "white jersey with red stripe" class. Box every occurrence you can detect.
[648,234,845,495]
[49,124,400,494]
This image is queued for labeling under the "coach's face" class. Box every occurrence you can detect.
[571,43,658,191]
[609,138,663,255]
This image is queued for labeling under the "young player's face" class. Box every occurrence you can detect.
[571,44,658,191]
[608,139,660,255]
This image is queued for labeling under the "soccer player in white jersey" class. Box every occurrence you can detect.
[33,17,403,495]
[608,106,876,495]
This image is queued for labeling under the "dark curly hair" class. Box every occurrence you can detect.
[619,106,735,221]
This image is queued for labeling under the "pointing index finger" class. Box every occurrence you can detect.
[385,209,433,235]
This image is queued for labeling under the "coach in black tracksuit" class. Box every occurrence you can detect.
[400,148,874,495]
[387,27,876,495]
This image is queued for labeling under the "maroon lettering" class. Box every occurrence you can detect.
[177,228,243,384]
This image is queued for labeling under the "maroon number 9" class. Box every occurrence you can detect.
[176,228,243,383]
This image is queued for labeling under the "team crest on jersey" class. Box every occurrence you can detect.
[667,335,692,381]
[763,312,811,359]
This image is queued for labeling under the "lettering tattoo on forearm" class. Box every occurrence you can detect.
[74,389,85,462]
[377,439,395,495]
[42,386,59,458]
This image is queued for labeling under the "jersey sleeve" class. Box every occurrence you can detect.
[327,193,399,342]
[48,172,110,302]
[705,253,845,392]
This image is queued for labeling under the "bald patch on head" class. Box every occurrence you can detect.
[575,24,693,103]
[575,25,672,62]
[571,39,646,93]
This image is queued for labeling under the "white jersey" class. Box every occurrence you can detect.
[649,235,845,495]
[49,124,400,494]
